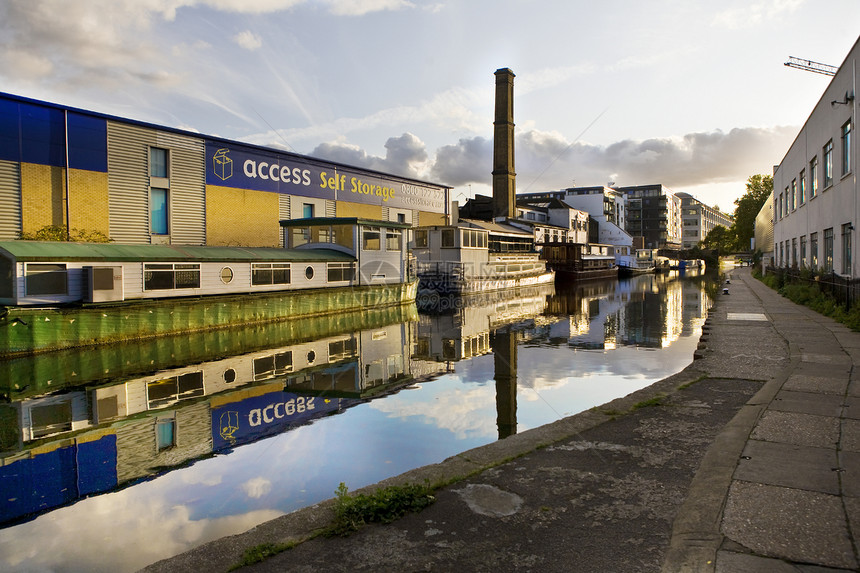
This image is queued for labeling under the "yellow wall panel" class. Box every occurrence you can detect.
[206,185,280,246]
[69,170,110,235]
[335,201,382,220]
[20,163,65,233]
[417,211,447,226]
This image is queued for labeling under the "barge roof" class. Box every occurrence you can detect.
[0,242,355,263]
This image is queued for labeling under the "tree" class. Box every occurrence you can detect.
[702,224,734,254]
[731,174,772,251]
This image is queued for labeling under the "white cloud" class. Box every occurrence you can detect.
[713,0,804,29]
[240,477,273,499]
[233,30,263,50]
[325,0,415,17]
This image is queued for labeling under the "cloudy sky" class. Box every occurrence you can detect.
[1,0,858,211]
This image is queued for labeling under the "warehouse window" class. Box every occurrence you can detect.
[26,263,68,295]
[362,229,380,250]
[842,120,852,176]
[251,263,290,285]
[150,147,169,178]
[151,188,169,235]
[144,263,200,290]
[810,156,818,198]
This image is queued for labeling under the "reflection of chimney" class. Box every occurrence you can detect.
[491,326,517,439]
[492,68,516,221]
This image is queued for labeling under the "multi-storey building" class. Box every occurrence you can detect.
[772,35,857,276]
[614,184,682,250]
[676,192,734,249]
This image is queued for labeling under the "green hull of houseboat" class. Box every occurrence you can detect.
[0,282,418,358]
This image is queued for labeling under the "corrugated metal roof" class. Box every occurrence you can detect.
[0,241,355,263]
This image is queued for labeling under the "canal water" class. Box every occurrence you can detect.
[0,271,717,573]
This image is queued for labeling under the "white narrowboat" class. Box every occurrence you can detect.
[412,219,554,294]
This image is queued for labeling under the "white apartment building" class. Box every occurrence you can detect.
[676,192,734,249]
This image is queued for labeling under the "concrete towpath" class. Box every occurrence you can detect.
[141,267,860,573]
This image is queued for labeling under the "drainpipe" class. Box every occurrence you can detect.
[64,110,71,241]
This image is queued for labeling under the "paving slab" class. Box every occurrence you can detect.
[722,482,856,570]
[769,390,847,417]
[734,440,839,493]
[750,410,841,448]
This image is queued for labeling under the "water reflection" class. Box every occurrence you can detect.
[0,271,715,573]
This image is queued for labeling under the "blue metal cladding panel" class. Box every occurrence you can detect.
[0,436,118,525]
[20,102,66,167]
[76,434,118,495]
[67,112,107,172]
[0,99,20,162]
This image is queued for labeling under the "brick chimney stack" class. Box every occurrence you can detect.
[492,68,516,221]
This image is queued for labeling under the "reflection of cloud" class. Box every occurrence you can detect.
[182,472,223,487]
[370,383,497,439]
[0,494,282,573]
[241,477,273,499]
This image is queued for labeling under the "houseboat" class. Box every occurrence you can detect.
[412,219,554,295]
[539,241,618,281]
[0,218,416,356]
[616,248,657,277]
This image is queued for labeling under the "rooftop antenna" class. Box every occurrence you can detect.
[784,56,837,77]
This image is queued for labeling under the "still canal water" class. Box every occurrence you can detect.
[0,271,717,572]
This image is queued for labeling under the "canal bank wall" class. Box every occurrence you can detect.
[141,267,860,572]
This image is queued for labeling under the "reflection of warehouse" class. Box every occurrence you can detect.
[0,317,429,525]
[0,92,451,245]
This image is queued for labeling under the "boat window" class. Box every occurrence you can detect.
[414,229,428,248]
[441,229,455,248]
[386,231,402,251]
[144,263,200,290]
[332,225,354,249]
[363,229,381,250]
[252,263,290,285]
[25,263,68,296]
[312,226,332,243]
[220,267,234,284]
[327,262,355,282]
[305,266,315,280]
[290,227,310,248]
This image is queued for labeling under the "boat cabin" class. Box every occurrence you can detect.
[0,218,410,307]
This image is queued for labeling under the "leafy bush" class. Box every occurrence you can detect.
[19,225,111,243]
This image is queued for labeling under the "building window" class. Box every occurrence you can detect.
[144,263,201,290]
[150,147,168,178]
[441,229,455,248]
[810,156,818,198]
[824,228,834,272]
[25,263,68,296]
[327,262,355,282]
[842,120,852,176]
[252,263,290,285]
[778,192,783,219]
[800,235,806,267]
[810,232,818,268]
[779,242,784,266]
[824,140,833,187]
[791,180,797,210]
[799,170,806,204]
[842,223,852,275]
[151,188,169,235]
[302,203,314,218]
[397,213,406,223]
[156,418,175,450]
[792,238,797,267]
[386,231,402,251]
[362,229,380,250]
